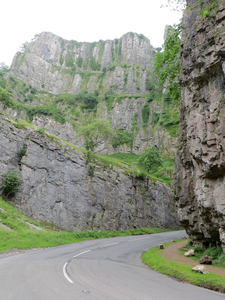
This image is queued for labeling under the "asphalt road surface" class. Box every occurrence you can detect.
[0,230,224,300]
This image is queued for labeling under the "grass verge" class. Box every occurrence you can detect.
[0,197,176,254]
[142,240,225,293]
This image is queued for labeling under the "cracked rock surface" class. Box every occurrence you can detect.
[175,0,225,251]
[0,116,179,231]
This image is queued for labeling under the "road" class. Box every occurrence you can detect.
[0,230,224,300]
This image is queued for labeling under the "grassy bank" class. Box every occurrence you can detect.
[0,197,175,253]
[142,240,225,293]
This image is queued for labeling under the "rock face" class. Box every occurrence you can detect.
[10,32,154,95]
[175,0,225,251]
[5,31,179,157]
[0,115,179,231]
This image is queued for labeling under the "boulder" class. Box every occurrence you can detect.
[199,255,212,265]
[184,249,195,257]
[192,265,208,274]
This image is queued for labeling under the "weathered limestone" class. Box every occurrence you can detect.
[0,115,179,231]
[10,32,154,95]
[175,0,225,251]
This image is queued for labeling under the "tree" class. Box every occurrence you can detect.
[78,119,114,153]
[0,170,21,197]
[138,146,162,173]
[152,23,181,101]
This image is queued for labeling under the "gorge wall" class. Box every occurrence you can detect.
[2,32,178,157]
[10,31,154,95]
[175,0,225,250]
[0,114,179,231]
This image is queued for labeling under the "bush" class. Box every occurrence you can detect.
[138,146,162,173]
[1,170,21,196]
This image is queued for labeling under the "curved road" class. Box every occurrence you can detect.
[0,230,224,300]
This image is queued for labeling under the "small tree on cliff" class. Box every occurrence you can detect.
[78,119,114,154]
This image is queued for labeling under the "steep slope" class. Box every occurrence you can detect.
[175,0,225,251]
[0,113,179,231]
[10,32,154,95]
[0,31,179,159]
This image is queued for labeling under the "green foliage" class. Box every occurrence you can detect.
[79,119,114,151]
[151,112,160,126]
[0,88,14,108]
[76,57,83,68]
[199,1,217,18]
[91,57,101,71]
[1,170,21,196]
[26,105,66,124]
[138,146,162,173]
[146,78,155,91]
[112,129,134,149]
[153,23,181,101]
[159,103,180,137]
[0,72,7,89]
[65,52,74,68]
[185,243,225,267]
[55,92,98,112]
[81,92,98,111]
[142,102,150,126]
[18,146,26,162]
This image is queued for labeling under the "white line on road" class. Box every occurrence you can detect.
[73,249,91,258]
[100,242,119,248]
[63,250,91,283]
[63,262,73,284]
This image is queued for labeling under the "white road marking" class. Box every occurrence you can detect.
[73,249,91,258]
[63,250,91,283]
[63,262,73,284]
[100,242,119,248]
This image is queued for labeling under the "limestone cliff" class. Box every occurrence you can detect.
[175,0,225,250]
[10,32,154,95]
[0,31,179,158]
[0,114,179,231]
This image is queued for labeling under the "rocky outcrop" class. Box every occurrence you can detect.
[0,115,179,231]
[175,0,225,251]
[10,32,154,95]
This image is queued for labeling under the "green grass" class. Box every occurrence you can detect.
[180,242,225,269]
[105,153,175,186]
[142,240,225,293]
[0,197,175,254]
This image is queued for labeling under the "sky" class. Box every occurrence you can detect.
[1,0,182,66]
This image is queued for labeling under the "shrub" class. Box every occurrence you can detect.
[142,102,150,126]
[76,57,83,68]
[138,146,162,173]
[1,170,21,196]
[18,146,26,162]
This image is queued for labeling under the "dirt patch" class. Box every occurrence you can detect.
[163,240,225,277]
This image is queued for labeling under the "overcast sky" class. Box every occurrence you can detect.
[1,0,182,66]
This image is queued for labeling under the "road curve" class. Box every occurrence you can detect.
[0,230,224,300]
